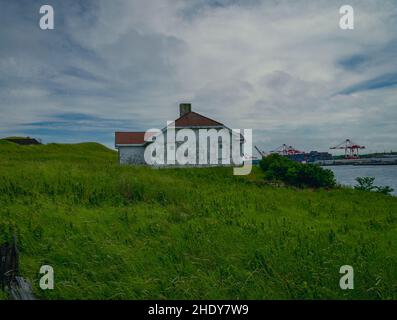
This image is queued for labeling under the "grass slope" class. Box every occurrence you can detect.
[0,141,396,299]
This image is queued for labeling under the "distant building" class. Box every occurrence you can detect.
[115,103,244,166]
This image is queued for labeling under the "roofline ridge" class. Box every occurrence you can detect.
[173,110,224,126]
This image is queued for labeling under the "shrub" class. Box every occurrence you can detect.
[354,177,394,195]
[354,177,376,191]
[259,153,336,188]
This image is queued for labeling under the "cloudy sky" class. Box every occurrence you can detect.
[1,0,396,153]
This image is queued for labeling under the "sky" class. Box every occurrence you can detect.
[0,0,396,154]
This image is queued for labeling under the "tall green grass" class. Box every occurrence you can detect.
[0,140,396,299]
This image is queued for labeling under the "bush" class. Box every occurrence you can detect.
[354,177,394,195]
[354,177,376,191]
[259,154,336,188]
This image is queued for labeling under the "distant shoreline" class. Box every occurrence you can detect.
[322,162,397,166]
[318,159,397,166]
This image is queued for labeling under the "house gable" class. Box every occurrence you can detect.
[173,111,224,128]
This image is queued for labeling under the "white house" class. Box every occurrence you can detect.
[115,103,244,166]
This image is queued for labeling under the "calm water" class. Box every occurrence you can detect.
[325,165,397,196]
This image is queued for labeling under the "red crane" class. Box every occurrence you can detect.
[330,139,365,159]
[271,144,305,156]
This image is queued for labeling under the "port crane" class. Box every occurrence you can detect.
[271,144,305,156]
[330,139,365,159]
[254,146,266,158]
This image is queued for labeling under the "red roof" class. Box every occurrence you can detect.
[174,112,223,127]
[115,132,157,145]
[115,111,224,146]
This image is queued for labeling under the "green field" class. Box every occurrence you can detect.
[0,140,396,299]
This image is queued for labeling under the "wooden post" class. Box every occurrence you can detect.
[0,234,35,300]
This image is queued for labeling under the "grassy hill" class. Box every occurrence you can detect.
[0,141,396,299]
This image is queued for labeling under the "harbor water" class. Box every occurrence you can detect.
[325,165,397,196]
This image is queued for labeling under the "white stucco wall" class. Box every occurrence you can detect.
[117,127,244,166]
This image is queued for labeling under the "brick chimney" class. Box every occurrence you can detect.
[179,103,191,117]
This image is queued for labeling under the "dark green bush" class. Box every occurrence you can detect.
[354,176,394,195]
[354,177,376,191]
[259,153,336,188]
